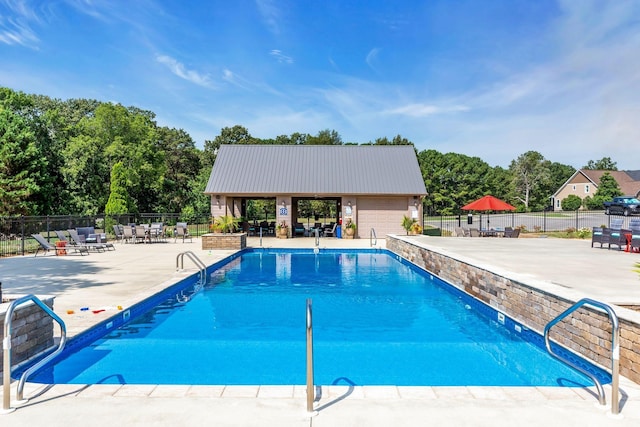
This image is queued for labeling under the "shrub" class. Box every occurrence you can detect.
[561,195,582,211]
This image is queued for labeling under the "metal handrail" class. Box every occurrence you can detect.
[306,298,315,414]
[543,298,619,415]
[3,294,67,413]
[176,251,207,285]
[370,228,377,247]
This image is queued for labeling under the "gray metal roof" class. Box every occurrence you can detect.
[205,145,427,196]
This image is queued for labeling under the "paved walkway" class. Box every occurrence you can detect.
[1,235,640,426]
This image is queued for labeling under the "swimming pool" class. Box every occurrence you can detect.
[27,249,609,386]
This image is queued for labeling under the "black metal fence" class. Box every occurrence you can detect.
[424,210,632,237]
[0,213,212,257]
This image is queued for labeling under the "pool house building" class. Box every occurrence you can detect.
[204,144,427,238]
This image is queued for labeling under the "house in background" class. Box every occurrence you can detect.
[551,169,640,211]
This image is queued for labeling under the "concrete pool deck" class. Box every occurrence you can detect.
[1,235,640,426]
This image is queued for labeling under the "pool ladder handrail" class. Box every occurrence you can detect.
[176,251,207,285]
[543,298,619,415]
[3,294,67,414]
[370,228,377,247]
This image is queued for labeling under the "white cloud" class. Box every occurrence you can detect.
[383,103,469,118]
[255,0,281,35]
[0,0,42,47]
[156,55,215,89]
[365,48,380,70]
[269,49,293,64]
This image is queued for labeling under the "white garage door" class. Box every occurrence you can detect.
[356,198,408,238]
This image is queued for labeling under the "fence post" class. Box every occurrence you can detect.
[20,216,25,256]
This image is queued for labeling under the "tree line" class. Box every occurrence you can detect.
[0,86,620,218]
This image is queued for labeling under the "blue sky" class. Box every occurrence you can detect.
[1,0,639,170]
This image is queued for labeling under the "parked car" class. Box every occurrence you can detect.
[603,196,640,216]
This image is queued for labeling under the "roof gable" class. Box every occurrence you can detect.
[205,145,427,196]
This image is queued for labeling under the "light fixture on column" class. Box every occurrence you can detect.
[348,201,352,207]
[282,200,286,207]
[216,195,221,207]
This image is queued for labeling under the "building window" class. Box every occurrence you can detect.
[572,185,576,191]
[556,199,560,208]
[585,185,590,193]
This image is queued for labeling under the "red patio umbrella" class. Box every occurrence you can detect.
[461,195,516,211]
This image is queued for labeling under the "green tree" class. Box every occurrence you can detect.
[105,162,131,215]
[586,172,624,210]
[0,106,42,215]
[583,157,617,170]
[202,125,258,168]
[417,149,499,215]
[509,151,551,210]
[306,129,342,145]
[370,135,412,145]
[561,194,582,211]
[156,127,202,213]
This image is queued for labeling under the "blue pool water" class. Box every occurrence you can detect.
[29,249,609,386]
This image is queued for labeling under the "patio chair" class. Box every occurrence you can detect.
[591,227,604,248]
[324,223,337,237]
[68,229,106,252]
[608,228,631,251]
[175,222,192,243]
[610,218,624,230]
[629,219,640,233]
[504,228,520,238]
[112,224,125,243]
[294,223,306,237]
[122,225,135,243]
[631,233,640,253]
[469,228,480,237]
[135,225,149,243]
[150,222,164,242]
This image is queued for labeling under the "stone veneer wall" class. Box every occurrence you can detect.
[0,297,55,375]
[387,236,640,385]
[201,233,247,250]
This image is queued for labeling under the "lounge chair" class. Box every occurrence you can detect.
[54,230,91,255]
[469,228,480,237]
[68,229,107,252]
[175,222,192,243]
[31,234,89,257]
